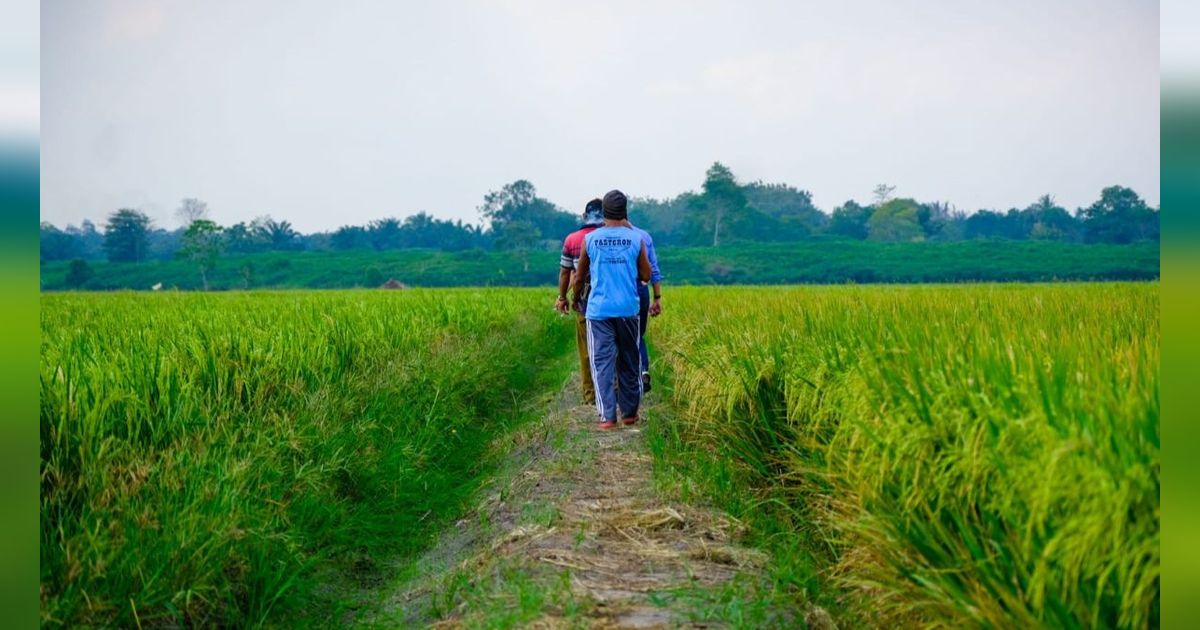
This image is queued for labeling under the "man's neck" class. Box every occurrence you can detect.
[602,218,625,227]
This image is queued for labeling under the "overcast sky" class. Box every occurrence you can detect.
[41,0,1159,232]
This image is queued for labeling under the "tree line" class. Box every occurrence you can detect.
[42,162,1159,286]
[632,164,1158,247]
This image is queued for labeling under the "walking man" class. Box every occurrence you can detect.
[556,198,604,405]
[621,218,663,392]
[573,190,652,429]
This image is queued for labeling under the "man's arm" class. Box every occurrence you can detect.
[644,236,662,284]
[643,233,663,316]
[556,266,572,313]
[637,243,651,283]
[572,248,590,311]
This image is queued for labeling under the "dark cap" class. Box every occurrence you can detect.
[602,189,628,220]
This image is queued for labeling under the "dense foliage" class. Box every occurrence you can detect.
[39,240,1159,291]
[647,284,1158,628]
[40,164,1159,276]
[40,290,572,627]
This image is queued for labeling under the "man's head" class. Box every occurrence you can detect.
[583,198,604,227]
[602,189,628,221]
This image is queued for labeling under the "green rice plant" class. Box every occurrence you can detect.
[40,289,571,627]
[648,283,1158,628]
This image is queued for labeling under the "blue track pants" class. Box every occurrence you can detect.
[586,316,642,422]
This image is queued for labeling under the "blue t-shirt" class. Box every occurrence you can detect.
[584,226,642,320]
[628,224,662,284]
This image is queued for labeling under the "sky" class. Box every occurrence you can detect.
[40,0,1160,233]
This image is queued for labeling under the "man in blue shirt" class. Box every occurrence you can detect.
[572,189,652,429]
[622,219,663,392]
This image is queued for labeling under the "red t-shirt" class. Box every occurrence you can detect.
[561,225,598,311]
[560,225,598,270]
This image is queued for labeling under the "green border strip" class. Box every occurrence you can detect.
[1162,82,1200,626]
[0,143,38,624]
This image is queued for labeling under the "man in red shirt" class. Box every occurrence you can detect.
[555,198,604,405]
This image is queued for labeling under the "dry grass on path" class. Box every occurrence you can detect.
[362,381,824,628]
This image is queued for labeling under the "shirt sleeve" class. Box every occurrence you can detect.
[560,235,577,269]
[643,232,662,284]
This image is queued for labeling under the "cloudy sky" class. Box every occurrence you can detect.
[41,0,1159,232]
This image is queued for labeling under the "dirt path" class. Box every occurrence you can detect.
[353,378,824,628]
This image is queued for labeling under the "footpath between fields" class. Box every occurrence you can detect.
[333,374,834,628]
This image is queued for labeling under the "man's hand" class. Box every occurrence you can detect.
[555,295,569,314]
[649,297,663,317]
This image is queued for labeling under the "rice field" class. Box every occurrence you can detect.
[39,289,570,627]
[647,283,1159,628]
[40,283,1159,628]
